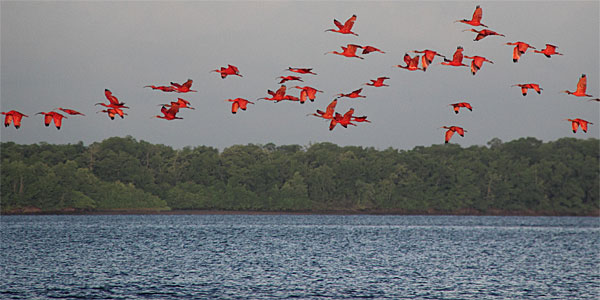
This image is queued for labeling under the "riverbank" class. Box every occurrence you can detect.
[3,207,598,217]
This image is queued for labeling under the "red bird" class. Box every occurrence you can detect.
[534,44,563,58]
[211,64,242,79]
[463,28,504,41]
[258,85,287,102]
[449,102,473,114]
[37,111,67,130]
[325,44,364,59]
[309,99,338,120]
[144,85,176,92]
[286,67,316,75]
[160,98,195,110]
[365,77,390,87]
[154,105,182,120]
[441,46,468,67]
[464,55,494,75]
[412,50,446,71]
[566,118,593,133]
[226,98,254,114]
[290,86,323,103]
[96,89,129,111]
[506,41,536,63]
[561,74,594,97]
[351,115,371,123]
[455,5,487,27]
[97,108,127,120]
[512,83,543,96]
[1,110,28,129]
[277,76,303,84]
[325,14,358,36]
[170,79,197,93]
[396,53,424,71]
[362,46,385,54]
[330,108,357,130]
[55,108,85,116]
[441,126,466,144]
[337,88,366,99]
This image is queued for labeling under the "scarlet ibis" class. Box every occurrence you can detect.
[449,102,473,114]
[362,46,385,54]
[561,74,594,97]
[325,44,364,59]
[97,108,127,120]
[37,111,67,129]
[365,77,390,87]
[144,85,176,92]
[258,85,287,102]
[154,105,182,120]
[566,118,593,133]
[101,89,127,107]
[325,14,358,36]
[455,5,487,27]
[506,42,536,62]
[226,98,254,114]
[512,83,543,96]
[170,79,197,93]
[534,44,563,58]
[309,99,338,120]
[160,98,195,110]
[55,108,85,116]
[330,108,356,130]
[464,55,494,75]
[1,110,28,129]
[352,115,371,123]
[277,76,303,84]
[463,28,504,41]
[441,126,466,143]
[337,88,366,99]
[290,86,323,103]
[396,53,424,71]
[211,64,242,79]
[441,46,468,67]
[412,50,445,71]
[286,67,316,75]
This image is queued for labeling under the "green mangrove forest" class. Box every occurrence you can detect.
[1,136,598,215]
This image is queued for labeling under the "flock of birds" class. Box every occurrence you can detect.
[2,6,598,144]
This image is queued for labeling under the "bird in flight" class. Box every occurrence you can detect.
[325,44,364,59]
[412,49,445,71]
[325,14,358,36]
[396,53,424,71]
[37,111,67,130]
[337,88,366,99]
[226,98,254,114]
[361,46,385,55]
[464,55,494,75]
[144,85,176,92]
[290,86,323,103]
[441,126,466,144]
[286,67,316,75]
[170,79,197,93]
[449,102,473,114]
[97,108,127,120]
[55,108,85,116]
[309,99,338,120]
[277,76,303,84]
[211,65,242,79]
[561,74,594,97]
[1,110,28,129]
[364,77,390,87]
[441,46,468,67]
[463,28,505,41]
[455,5,487,27]
[506,41,536,63]
[154,105,183,120]
[566,118,593,133]
[512,83,543,96]
[534,44,563,58]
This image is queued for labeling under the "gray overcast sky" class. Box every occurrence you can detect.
[1,1,599,150]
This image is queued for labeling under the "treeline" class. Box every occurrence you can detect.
[1,136,598,215]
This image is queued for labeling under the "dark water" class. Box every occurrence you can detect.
[1,215,598,299]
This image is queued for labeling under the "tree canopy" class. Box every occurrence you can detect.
[1,136,598,215]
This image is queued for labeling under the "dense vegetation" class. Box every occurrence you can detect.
[1,136,598,215]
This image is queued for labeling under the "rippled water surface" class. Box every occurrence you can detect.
[1,215,599,299]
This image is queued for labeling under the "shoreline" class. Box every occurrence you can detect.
[2,208,599,217]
